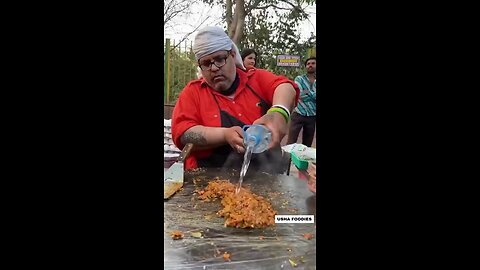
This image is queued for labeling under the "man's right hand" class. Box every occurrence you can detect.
[223,126,245,154]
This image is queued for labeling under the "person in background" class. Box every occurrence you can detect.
[241,48,257,70]
[287,57,316,147]
[171,26,299,173]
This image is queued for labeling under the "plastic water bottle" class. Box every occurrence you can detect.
[242,125,272,154]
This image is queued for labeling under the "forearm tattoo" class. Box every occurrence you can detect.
[180,131,208,146]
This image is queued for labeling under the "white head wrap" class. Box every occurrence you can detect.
[193,26,246,70]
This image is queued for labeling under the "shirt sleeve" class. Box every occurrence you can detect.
[295,76,316,101]
[253,69,300,107]
[171,83,201,150]
[294,76,304,90]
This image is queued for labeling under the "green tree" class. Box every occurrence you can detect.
[202,0,316,79]
[169,47,198,104]
[202,0,315,44]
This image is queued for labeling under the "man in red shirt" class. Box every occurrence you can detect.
[171,26,299,173]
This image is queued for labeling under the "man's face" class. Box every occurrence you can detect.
[198,50,237,92]
[306,59,316,74]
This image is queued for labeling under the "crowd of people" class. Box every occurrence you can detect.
[171,26,316,173]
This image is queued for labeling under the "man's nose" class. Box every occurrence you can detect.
[210,63,220,72]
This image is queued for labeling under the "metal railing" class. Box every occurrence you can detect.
[164,38,198,105]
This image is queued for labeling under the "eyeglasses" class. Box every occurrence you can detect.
[198,51,231,71]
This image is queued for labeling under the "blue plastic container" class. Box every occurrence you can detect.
[242,125,272,154]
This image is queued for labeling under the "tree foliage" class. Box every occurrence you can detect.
[169,48,198,103]
[202,0,316,79]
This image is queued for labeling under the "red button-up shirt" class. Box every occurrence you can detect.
[171,68,299,169]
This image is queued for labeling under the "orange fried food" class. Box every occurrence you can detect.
[303,233,313,240]
[171,230,184,240]
[197,180,276,229]
[223,251,231,261]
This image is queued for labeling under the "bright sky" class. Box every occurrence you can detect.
[164,2,316,45]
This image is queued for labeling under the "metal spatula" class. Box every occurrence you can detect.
[163,143,193,199]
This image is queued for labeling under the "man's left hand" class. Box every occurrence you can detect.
[253,112,288,149]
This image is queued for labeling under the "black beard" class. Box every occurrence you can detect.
[219,73,239,96]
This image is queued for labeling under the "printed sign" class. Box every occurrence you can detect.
[276,55,301,67]
[275,215,315,223]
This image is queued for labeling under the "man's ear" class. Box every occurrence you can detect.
[230,49,236,58]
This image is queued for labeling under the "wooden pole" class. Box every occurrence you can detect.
[165,39,171,104]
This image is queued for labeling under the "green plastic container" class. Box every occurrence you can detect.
[291,152,309,170]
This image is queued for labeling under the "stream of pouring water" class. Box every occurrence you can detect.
[236,144,254,194]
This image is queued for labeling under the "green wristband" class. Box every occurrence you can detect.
[267,107,289,123]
